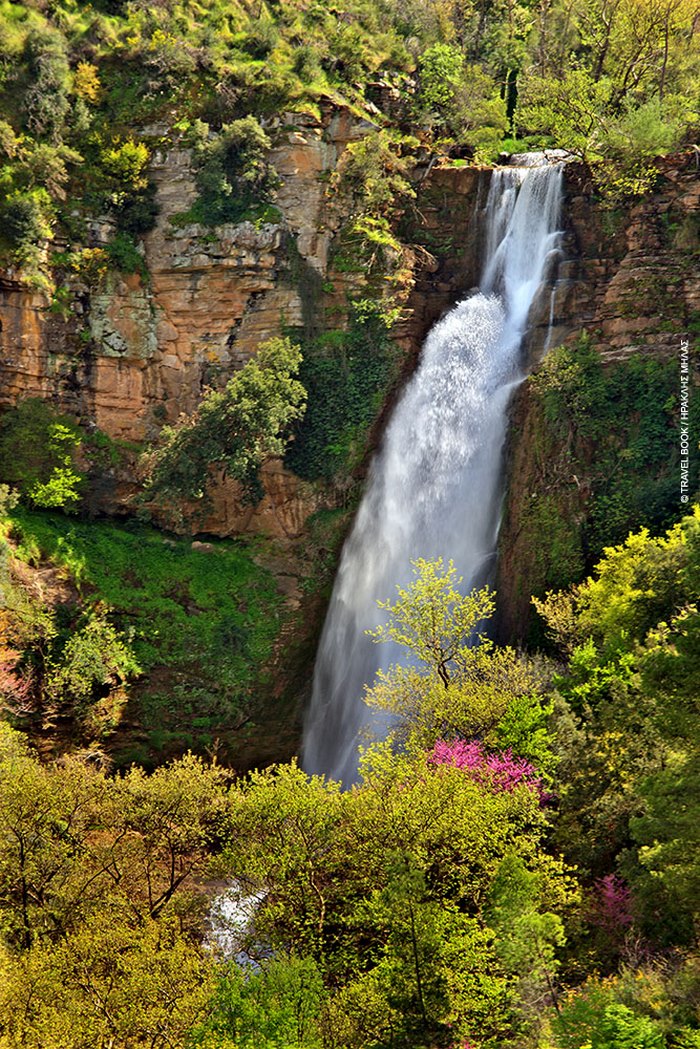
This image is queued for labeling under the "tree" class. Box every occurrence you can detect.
[116,754,229,924]
[192,954,325,1049]
[515,66,612,161]
[221,762,346,960]
[417,42,466,116]
[0,189,56,275]
[487,853,567,1027]
[368,558,495,688]
[0,727,229,949]
[143,336,306,510]
[414,44,507,157]
[219,742,567,1047]
[365,559,553,770]
[0,728,108,948]
[355,854,511,1043]
[536,510,700,935]
[189,116,279,226]
[0,399,84,511]
[577,0,698,103]
[0,915,213,1049]
[45,607,140,717]
[22,28,70,141]
[516,0,698,197]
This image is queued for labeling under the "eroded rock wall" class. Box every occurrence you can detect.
[0,106,411,537]
[496,154,700,642]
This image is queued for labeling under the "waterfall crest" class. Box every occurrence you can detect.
[303,162,564,784]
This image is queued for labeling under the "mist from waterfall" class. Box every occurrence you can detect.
[302,162,564,784]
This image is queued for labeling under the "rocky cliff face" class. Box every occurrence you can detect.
[1,132,697,642]
[0,106,403,538]
[547,155,699,360]
[496,153,700,641]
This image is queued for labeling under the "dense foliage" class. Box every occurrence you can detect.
[142,335,306,513]
[0,398,85,511]
[2,540,700,1046]
[0,0,696,282]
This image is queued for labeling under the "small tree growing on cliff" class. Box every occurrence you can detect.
[142,336,306,513]
[187,116,279,226]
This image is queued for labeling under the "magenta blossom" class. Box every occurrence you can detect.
[590,873,634,931]
[429,739,545,800]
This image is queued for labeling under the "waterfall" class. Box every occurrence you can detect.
[303,161,564,784]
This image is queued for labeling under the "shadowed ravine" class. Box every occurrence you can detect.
[303,161,564,784]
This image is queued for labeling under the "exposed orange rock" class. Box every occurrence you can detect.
[1,141,696,557]
[0,106,386,537]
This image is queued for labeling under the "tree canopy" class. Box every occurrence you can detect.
[142,336,306,512]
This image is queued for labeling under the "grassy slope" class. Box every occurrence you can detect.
[5,510,284,766]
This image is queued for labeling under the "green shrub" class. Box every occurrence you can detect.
[241,16,280,59]
[143,26,198,91]
[530,336,688,560]
[595,95,686,198]
[417,43,464,114]
[183,116,279,227]
[105,231,147,276]
[112,180,159,236]
[332,128,417,220]
[22,27,70,140]
[0,187,54,265]
[192,955,325,1048]
[46,606,140,714]
[553,992,665,1049]
[4,510,282,758]
[100,138,149,193]
[143,336,306,510]
[0,399,84,512]
[98,138,158,242]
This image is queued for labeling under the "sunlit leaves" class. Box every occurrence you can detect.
[143,336,306,510]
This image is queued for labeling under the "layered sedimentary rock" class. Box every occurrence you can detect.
[496,153,699,640]
[0,132,697,577]
[550,155,699,360]
[0,106,396,533]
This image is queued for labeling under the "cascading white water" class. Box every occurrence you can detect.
[303,162,564,784]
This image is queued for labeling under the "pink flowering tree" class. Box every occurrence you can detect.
[589,873,634,933]
[429,738,545,800]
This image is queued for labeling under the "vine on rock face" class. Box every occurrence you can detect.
[285,299,400,482]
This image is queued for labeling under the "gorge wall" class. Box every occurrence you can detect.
[498,153,699,641]
[0,116,698,643]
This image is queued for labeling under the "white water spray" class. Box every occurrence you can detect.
[303,162,564,784]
